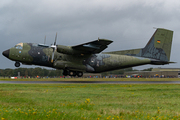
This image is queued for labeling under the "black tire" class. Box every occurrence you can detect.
[77,71,83,77]
[63,70,69,76]
[15,62,20,67]
[69,70,76,76]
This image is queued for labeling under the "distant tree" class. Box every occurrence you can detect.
[55,69,62,76]
[43,68,49,76]
[141,67,153,71]
[31,67,43,76]
[27,68,33,76]
[39,70,44,76]
[25,69,28,76]
[133,69,139,71]
[0,67,135,77]
[0,69,4,76]
[16,68,26,76]
[8,69,14,77]
[48,70,56,77]
[3,69,13,76]
[101,67,133,76]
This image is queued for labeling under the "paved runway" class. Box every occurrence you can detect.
[0,81,180,84]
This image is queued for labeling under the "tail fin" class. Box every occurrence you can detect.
[140,28,173,62]
[103,28,173,62]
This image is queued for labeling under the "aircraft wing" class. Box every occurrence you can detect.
[72,39,113,54]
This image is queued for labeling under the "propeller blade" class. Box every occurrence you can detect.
[51,49,55,63]
[44,35,46,44]
[51,32,57,63]
[54,32,57,45]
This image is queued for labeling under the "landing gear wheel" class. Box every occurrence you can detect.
[69,70,76,76]
[15,62,20,67]
[63,70,83,77]
[63,70,69,76]
[77,71,83,77]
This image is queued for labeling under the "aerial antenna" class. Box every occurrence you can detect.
[44,35,46,44]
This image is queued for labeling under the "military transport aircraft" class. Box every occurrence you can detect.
[2,28,174,77]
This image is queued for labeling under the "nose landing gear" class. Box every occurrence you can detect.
[15,62,20,67]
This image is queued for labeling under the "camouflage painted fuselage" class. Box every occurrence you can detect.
[7,43,153,73]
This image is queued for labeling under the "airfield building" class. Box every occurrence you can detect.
[124,68,180,78]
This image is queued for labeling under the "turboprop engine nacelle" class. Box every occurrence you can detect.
[57,45,82,55]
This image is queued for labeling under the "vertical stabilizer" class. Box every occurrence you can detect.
[141,28,173,62]
[103,28,173,62]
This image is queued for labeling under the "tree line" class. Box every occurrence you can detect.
[0,68,62,77]
[0,67,152,77]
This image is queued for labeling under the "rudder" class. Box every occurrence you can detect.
[141,28,173,62]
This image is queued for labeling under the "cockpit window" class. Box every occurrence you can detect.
[14,43,23,49]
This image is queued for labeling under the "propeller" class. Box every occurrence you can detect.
[51,33,57,63]
[44,35,46,44]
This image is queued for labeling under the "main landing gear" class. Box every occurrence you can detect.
[63,70,83,77]
[15,61,20,67]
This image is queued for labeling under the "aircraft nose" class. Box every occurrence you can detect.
[2,49,10,58]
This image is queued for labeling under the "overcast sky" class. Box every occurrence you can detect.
[1,0,180,70]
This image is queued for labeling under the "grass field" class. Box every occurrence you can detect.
[1,83,180,120]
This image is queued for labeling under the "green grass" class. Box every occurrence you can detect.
[1,84,180,119]
[1,77,180,81]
